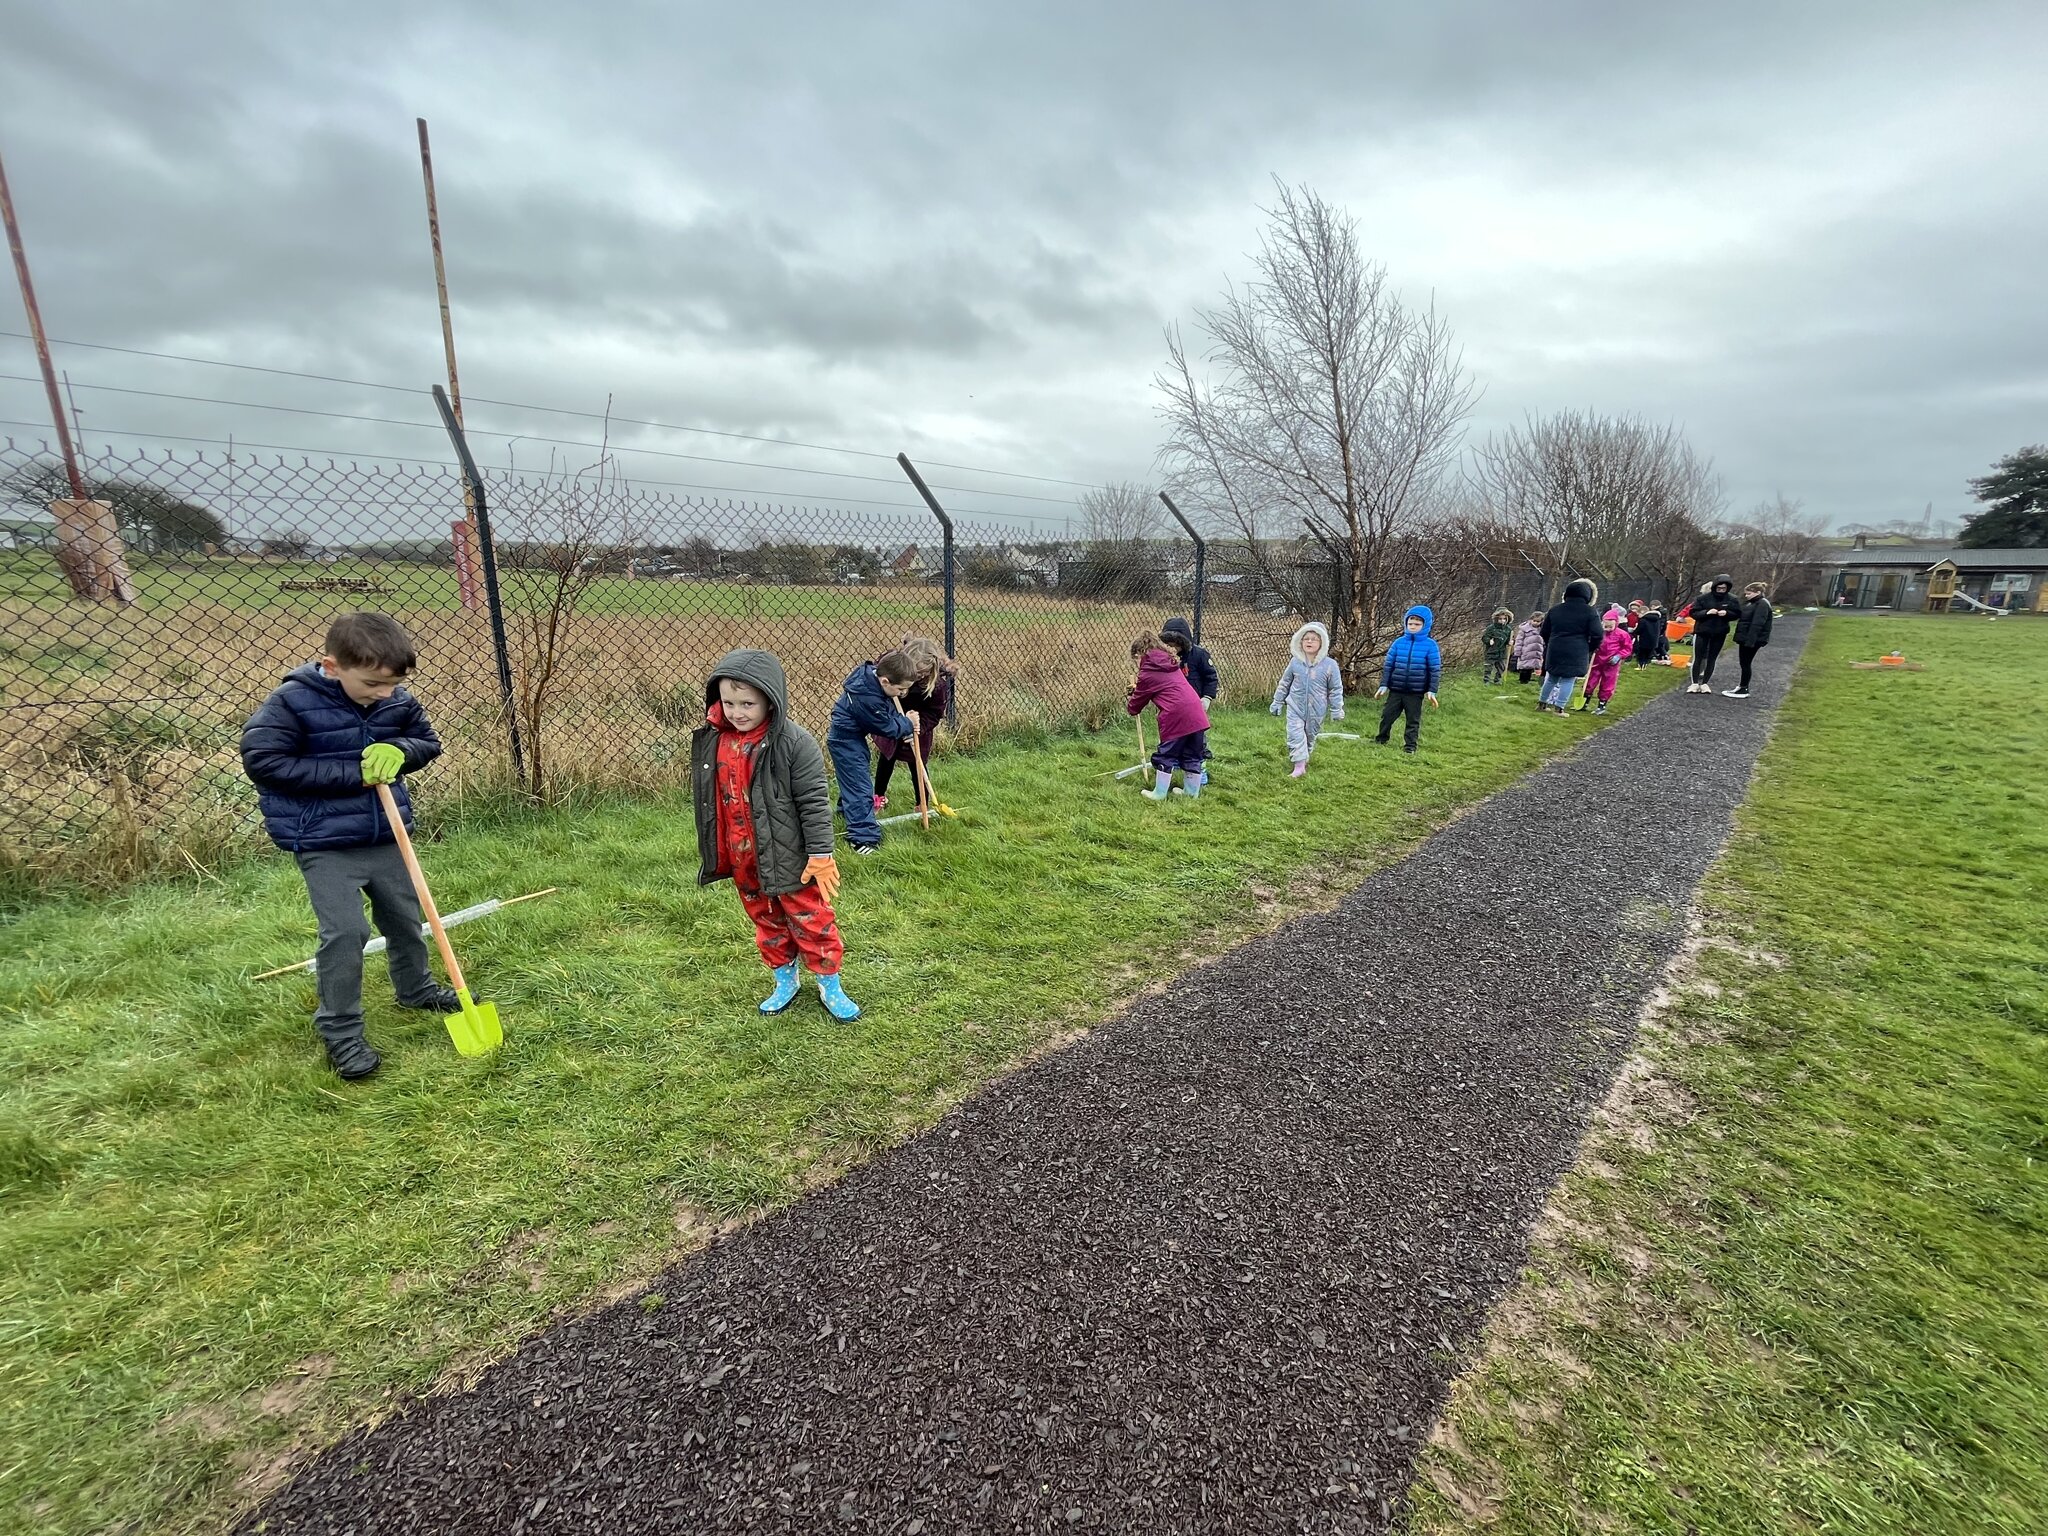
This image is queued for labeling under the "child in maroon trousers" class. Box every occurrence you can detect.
[1127,632,1211,800]
[692,648,859,1020]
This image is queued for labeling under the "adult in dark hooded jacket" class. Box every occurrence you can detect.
[1685,575,1744,692]
[1725,582,1775,698]
[1537,579,1603,714]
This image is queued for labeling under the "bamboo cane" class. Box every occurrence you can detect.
[251,889,557,981]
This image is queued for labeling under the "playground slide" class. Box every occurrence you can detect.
[1947,590,2008,616]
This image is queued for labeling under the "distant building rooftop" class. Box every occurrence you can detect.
[1821,542,2048,569]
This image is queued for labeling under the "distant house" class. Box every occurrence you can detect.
[1821,537,2048,613]
[997,545,1057,587]
[887,543,928,580]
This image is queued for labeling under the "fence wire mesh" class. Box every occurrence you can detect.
[1,433,1662,889]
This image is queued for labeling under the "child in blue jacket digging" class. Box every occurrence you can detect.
[826,649,919,853]
[1374,604,1441,753]
[240,613,459,1080]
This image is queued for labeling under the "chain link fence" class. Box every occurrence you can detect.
[2,431,1665,891]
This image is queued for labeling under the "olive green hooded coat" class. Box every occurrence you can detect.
[692,648,834,896]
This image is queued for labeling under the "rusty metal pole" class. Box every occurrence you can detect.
[0,142,87,500]
[418,117,485,609]
[2,140,133,603]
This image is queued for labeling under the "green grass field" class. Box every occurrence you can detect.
[1415,615,2048,1533]
[0,666,1678,1536]
[0,549,1039,622]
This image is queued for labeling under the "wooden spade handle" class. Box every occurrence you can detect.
[376,782,467,995]
[907,732,934,828]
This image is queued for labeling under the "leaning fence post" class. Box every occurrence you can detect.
[1157,491,1206,642]
[432,384,525,788]
[895,453,957,725]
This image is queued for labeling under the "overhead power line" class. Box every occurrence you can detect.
[0,328,1116,493]
[0,416,1077,528]
[0,372,1084,508]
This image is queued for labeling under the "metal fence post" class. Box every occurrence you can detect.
[1302,518,1345,635]
[894,453,957,725]
[1156,492,1207,642]
[432,385,525,787]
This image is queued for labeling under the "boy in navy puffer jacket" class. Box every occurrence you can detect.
[1373,603,1441,753]
[826,650,919,852]
[241,613,456,1080]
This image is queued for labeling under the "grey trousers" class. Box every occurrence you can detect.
[295,843,439,1047]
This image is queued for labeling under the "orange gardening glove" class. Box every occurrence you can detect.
[802,855,840,905]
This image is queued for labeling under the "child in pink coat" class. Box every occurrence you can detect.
[1581,608,1633,715]
[1128,631,1211,800]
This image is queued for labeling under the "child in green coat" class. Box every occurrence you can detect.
[1480,607,1514,685]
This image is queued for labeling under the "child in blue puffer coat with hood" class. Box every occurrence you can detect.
[1271,620,1345,778]
[1374,603,1441,753]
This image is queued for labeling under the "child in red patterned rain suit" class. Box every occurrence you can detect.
[692,648,860,1020]
[1580,607,1634,715]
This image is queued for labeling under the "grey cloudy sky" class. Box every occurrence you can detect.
[2,0,2042,534]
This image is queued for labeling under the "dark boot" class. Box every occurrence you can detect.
[325,1029,382,1081]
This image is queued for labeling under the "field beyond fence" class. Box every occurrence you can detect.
[2,433,1654,892]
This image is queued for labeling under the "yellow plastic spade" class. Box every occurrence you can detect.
[376,783,503,1057]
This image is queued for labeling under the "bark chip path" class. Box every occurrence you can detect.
[245,622,1808,1535]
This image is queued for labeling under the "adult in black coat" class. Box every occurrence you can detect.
[1536,578,1604,714]
[1685,574,1744,693]
[1726,583,1775,698]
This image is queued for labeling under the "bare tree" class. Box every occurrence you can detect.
[1155,181,1477,682]
[1078,480,1160,551]
[492,404,640,801]
[1468,410,1723,598]
[1721,494,1828,601]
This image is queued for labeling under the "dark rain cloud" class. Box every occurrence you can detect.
[1,0,2042,525]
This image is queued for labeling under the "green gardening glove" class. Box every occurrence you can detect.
[361,743,405,785]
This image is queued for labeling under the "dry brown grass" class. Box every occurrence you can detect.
[1,588,1299,890]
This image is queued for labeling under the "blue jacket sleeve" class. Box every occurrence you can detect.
[240,693,364,797]
[1426,640,1442,693]
[1324,660,1345,716]
[1379,648,1395,688]
[381,693,443,773]
[1189,648,1219,700]
[866,694,916,739]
